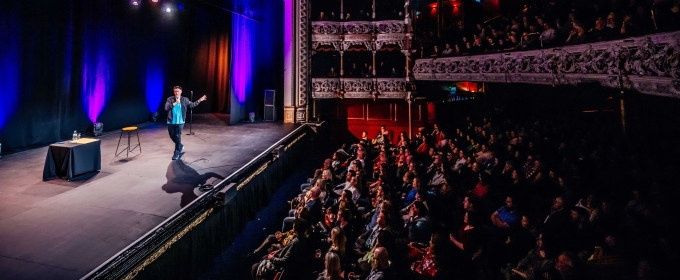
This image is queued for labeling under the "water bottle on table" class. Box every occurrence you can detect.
[72,130,77,142]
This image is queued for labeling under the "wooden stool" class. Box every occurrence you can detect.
[115,127,141,158]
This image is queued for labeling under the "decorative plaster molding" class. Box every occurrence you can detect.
[312,78,341,93]
[311,78,413,99]
[343,21,374,35]
[298,0,309,106]
[413,31,680,99]
[375,20,406,34]
[311,20,410,51]
[309,17,413,100]
[311,21,343,34]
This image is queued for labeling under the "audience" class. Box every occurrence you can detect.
[250,101,674,279]
[416,0,680,57]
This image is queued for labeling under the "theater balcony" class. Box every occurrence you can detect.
[310,19,417,100]
[413,31,680,99]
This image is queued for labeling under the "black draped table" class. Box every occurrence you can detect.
[43,138,101,181]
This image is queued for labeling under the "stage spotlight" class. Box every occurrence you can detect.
[131,0,139,5]
[166,7,172,13]
[151,0,159,2]
[92,122,103,137]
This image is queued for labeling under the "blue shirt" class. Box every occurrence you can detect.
[497,206,521,228]
[404,188,417,207]
[169,102,184,124]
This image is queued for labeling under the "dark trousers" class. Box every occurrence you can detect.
[168,124,184,152]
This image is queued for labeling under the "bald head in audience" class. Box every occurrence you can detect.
[373,247,389,269]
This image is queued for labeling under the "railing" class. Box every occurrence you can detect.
[311,20,405,35]
[312,77,414,99]
[413,31,680,99]
[311,20,409,51]
[82,124,318,280]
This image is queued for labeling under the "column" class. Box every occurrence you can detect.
[283,0,295,123]
[437,0,443,39]
[404,52,410,78]
[372,0,376,19]
[407,93,413,139]
[340,0,344,20]
[340,51,344,77]
[372,50,377,76]
[295,0,310,123]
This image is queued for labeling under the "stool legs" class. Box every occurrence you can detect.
[127,131,131,158]
[136,129,142,153]
[115,130,124,156]
[115,128,142,158]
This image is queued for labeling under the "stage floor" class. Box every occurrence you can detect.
[0,114,295,280]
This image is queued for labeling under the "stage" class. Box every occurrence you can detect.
[0,114,295,280]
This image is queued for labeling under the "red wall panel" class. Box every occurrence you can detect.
[344,99,429,141]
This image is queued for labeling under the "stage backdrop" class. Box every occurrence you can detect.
[0,0,283,152]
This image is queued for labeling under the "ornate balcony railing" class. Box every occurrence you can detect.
[311,20,408,51]
[413,31,680,99]
[312,77,414,99]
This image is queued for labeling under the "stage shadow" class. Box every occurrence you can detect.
[109,153,141,165]
[161,160,225,208]
[68,171,101,182]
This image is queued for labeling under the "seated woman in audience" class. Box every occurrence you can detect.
[410,232,452,279]
[449,211,484,279]
[469,172,491,201]
[575,193,598,222]
[320,227,348,269]
[415,134,430,156]
[317,251,344,280]
[565,22,586,45]
[372,126,390,150]
[397,131,409,146]
[502,233,555,280]
[368,182,386,209]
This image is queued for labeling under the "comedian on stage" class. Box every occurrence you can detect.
[165,86,207,160]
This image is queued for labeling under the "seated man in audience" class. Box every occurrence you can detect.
[543,196,571,245]
[425,154,446,189]
[334,170,356,196]
[405,201,432,245]
[350,246,395,280]
[491,196,521,229]
[252,218,309,280]
[539,21,557,46]
[283,187,322,232]
[355,213,394,265]
[441,43,454,56]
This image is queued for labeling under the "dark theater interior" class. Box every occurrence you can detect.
[1,0,679,279]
